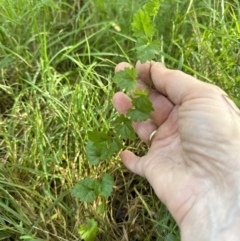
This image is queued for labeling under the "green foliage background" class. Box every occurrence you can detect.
[0,0,239,240]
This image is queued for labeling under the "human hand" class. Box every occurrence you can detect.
[113,61,240,241]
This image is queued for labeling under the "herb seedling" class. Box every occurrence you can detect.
[72,0,161,238]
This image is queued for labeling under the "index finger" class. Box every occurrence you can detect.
[150,62,225,104]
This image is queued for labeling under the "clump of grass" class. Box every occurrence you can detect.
[156,0,240,98]
[0,0,239,240]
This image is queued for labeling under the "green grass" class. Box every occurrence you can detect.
[0,0,239,240]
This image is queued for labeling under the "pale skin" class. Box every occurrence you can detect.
[113,61,240,241]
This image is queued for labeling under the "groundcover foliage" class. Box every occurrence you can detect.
[0,0,239,240]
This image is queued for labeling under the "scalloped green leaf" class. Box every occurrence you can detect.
[71,178,98,203]
[136,37,160,63]
[131,9,155,38]
[113,67,138,93]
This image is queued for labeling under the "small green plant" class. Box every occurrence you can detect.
[72,0,161,196]
[82,0,161,165]
[131,0,161,63]
[78,218,98,241]
[71,174,114,203]
[71,0,162,239]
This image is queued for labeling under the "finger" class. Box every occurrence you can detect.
[134,103,179,147]
[120,150,145,177]
[133,119,157,143]
[113,92,158,143]
[115,62,132,73]
[116,62,175,125]
[115,62,146,96]
[148,90,174,126]
[135,61,153,86]
[150,62,199,104]
[150,62,226,105]
[135,61,154,93]
[116,61,152,86]
[113,92,132,115]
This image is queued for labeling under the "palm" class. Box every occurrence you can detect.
[143,98,222,224]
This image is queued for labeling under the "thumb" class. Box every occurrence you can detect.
[120,150,145,177]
